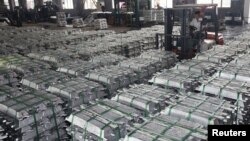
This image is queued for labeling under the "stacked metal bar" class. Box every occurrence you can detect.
[0,54,28,66]
[140,50,177,69]
[56,60,100,76]
[47,78,106,107]
[27,50,74,67]
[85,66,138,94]
[211,45,247,55]
[0,68,18,86]
[5,59,51,76]
[149,69,202,91]
[216,63,250,83]
[118,57,162,80]
[97,99,144,123]
[195,77,250,124]
[89,53,126,66]
[174,59,220,76]
[66,108,126,141]
[161,93,236,126]
[194,51,235,63]
[21,70,70,90]
[113,84,176,116]
[231,54,250,66]
[0,85,67,141]
[125,114,207,141]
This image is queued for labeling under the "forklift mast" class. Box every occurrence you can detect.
[164,8,192,59]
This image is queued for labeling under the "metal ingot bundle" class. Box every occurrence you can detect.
[226,40,249,50]
[161,93,236,126]
[120,41,141,58]
[211,45,247,55]
[94,18,108,30]
[116,84,176,110]
[0,54,28,67]
[57,12,67,27]
[174,59,220,76]
[0,85,24,101]
[118,57,162,80]
[195,77,250,123]
[0,68,18,86]
[0,85,66,141]
[231,54,250,66]
[125,114,207,141]
[216,63,250,83]
[97,99,144,123]
[149,69,202,91]
[47,78,106,107]
[194,51,234,63]
[79,103,132,126]
[85,66,138,94]
[140,50,177,69]
[112,87,165,116]
[89,53,126,66]
[27,50,73,67]
[57,60,100,76]
[66,109,126,141]
[73,18,85,28]
[5,59,51,77]
[21,70,70,90]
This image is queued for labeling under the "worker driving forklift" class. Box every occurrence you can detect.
[189,10,208,52]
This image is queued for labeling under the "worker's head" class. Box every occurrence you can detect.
[194,11,201,19]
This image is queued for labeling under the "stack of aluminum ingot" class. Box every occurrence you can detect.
[231,54,250,66]
[125,114,207,141]
[155,10,164,23]
[47,78,106,107]
[0,85,67,141]
[112,84,176,116]
[66,99,144,141]
[211,45,247,55]
[57,12,67,27]
[66,107,127,141]
[195,76,250,124]
[5,59,51,77]
[27,50,74,67]
[119,40,142,58]
[0,68,18,86]
[225,40,249,50]
[94,18,108,30]
[73,18,85,28]
[216,63,250,83]
[149,69,202,91]
[89,53,126,66]
[140,50,177,69]
[143,10,156,22]
[161,93,236,126]
[21,70,70,90]
[56,60,100,76]
[96,99,144,123]
[174,59,220,76]
[85,66,138,94]
[194,51,235,63]
[118,57,162,80]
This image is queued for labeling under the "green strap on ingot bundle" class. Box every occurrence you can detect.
[207,100,226,125]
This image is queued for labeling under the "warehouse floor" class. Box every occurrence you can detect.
[0,23,250,141]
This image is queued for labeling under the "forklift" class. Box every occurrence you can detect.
[156,4,223,59]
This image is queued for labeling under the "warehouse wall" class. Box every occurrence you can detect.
[173,0,244,19]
